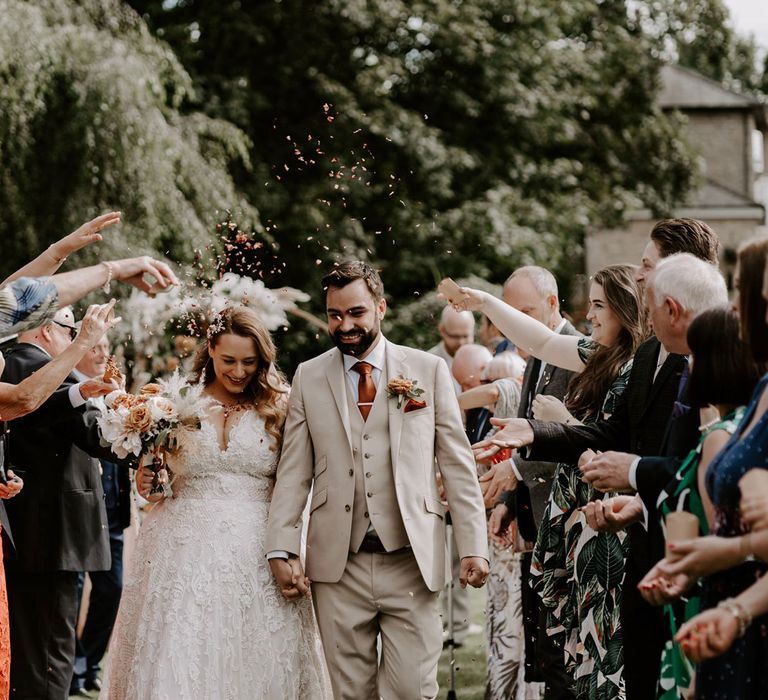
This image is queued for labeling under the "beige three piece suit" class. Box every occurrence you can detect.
[266,337,488,699]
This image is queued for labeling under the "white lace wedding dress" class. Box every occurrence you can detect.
[101,411,330,699]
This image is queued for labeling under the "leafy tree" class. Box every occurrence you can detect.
[0,0,259,278]
[128,0,698,321]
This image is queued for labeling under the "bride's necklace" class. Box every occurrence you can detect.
[219,400,250,420]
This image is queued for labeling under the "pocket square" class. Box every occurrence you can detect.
[404,398,427,413]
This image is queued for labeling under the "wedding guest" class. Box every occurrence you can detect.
[2,308,131,700]
[648,238,768,699]
[429,305,475,393]
[452,343,493,443]
[456,264,647,699]
[0,303,118,700]
[479,315,507,354]
[69,334,131,697]
[457,265,581,698]
[475,219,722,700]
[444,343,493,647]
[458,352,538,699]
[638,307,759,699]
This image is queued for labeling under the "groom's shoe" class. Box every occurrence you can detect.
[69,689,93,698]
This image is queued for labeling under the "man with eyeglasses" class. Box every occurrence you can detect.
[428,305,475,394]
[1,307,129,699]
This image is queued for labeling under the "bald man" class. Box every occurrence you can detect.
[429,306,475,393]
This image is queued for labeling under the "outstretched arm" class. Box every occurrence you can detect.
[448,287,584,373]
[2,212,121,285]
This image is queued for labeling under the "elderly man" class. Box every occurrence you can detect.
[69,334,131,697]
[429,306,475,392]
[2,307,131,700]
[476,219,725,700]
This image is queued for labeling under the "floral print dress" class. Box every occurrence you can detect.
[531,339,632,700]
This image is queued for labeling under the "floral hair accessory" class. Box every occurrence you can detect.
[206,310,228,340]
[386,376,425,408]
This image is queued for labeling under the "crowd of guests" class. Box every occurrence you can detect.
[435,218,768,700]
[0,213,177,699]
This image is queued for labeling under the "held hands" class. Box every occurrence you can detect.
[478,459,517,508]
[269,556,311,600]
[459,556,489,588]
[581,494,643,533]
[579,451,635,492]
[0,471,23,500]
[50,211,121,260]
[675,608,740,662]
[472,418,534,461]
[532,395,576,424]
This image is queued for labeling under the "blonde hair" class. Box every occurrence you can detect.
[191,306,288,451]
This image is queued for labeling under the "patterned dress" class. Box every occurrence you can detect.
[655,408,744,700]
[696,374,768,700]
[486,378,544,700]
[531,338,632,700]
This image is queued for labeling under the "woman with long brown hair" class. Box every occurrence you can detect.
[102,306,330,699]
[452,264,648,699]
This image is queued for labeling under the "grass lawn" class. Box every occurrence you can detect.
[437,586,487,700]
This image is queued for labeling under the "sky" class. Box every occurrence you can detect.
[723,0,768,50]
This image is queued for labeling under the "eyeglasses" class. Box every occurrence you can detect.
[53,321,78,341]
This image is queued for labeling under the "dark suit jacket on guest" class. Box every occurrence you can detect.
[1,343,128,573]
[513,319,581,527]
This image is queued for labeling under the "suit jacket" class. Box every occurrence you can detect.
[265,338,488,592]
[1,343,125,572]
[513,319,581,525]
[526,337,687,466]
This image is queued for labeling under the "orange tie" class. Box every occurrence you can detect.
[352,361,376,420]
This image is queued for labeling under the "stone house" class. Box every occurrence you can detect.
[585,64,767,282]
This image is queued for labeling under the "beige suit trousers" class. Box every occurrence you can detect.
[312,549,442,700]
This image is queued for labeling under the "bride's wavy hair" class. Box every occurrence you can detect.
[191,306,288,450]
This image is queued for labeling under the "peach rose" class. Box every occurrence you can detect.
[148,396,177,422]
[110,393,145,410]
[140,383,163,397]
[124,403,153,433]
[387,377,414,394]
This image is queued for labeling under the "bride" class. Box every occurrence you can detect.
[102,306,329,699]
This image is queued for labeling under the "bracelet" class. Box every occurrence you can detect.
[740,532,754,560]
[100,261,114,294]
[717,597,753,637]
[46,246,67,265]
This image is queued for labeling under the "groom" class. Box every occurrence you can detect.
[266,261,489,699]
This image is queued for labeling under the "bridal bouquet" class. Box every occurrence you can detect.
[94,372,209,497]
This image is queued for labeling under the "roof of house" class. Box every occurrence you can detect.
[658,64,759,109]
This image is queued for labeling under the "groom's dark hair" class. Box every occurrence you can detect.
[322,261,384,301]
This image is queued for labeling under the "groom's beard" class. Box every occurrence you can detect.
[332,325,379,357]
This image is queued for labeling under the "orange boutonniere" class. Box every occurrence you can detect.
[386,376,426,409]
